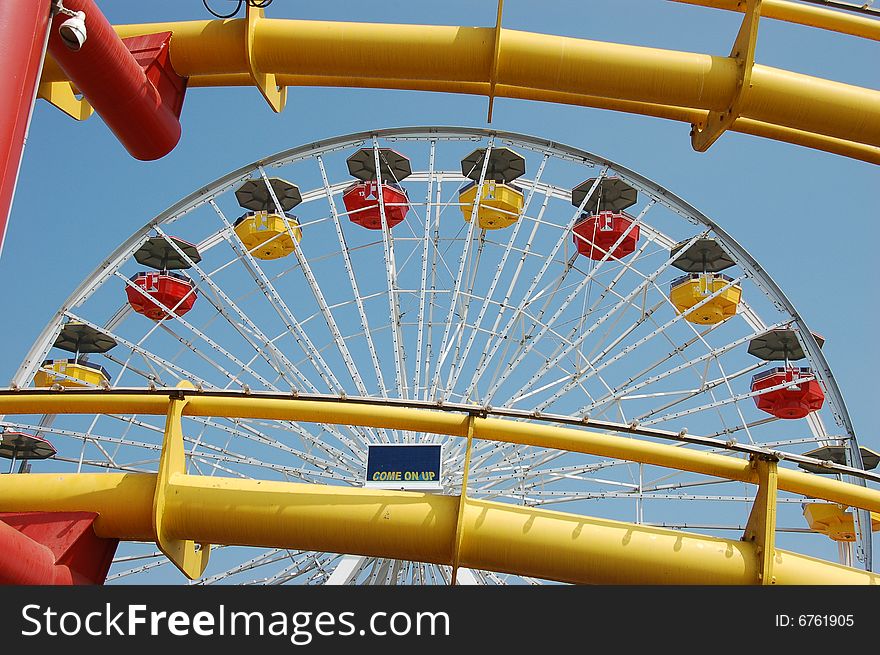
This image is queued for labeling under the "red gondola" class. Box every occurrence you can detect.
[572,211,639,260]
[126,271,197,321]
[751,366,825,419]
[342,181,409,230]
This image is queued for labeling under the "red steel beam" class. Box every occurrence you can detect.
[0,511,118,585]
[47,0,184,161]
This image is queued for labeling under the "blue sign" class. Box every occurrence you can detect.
[365,444,442,489]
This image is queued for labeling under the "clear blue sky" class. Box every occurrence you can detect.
[1,3,877,459]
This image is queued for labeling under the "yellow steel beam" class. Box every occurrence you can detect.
[148,75,878,162]
[743,456,779,584]
[0,471,876,584]
[494,84,880,164]
[1,391,878,514]
[671,0,880,41]
[35,17,880,163]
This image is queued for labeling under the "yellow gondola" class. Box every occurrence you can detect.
[33,359,111,388]
[234,211,303,260]
[459,180,524,230]
[670,273,742,324]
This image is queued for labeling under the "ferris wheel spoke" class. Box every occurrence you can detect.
[101,351,170,386]
[152,226,313,391]
[257,166,372,398]
[459,206,551,402]
[640,475,750,495]
[275,552,339,585]
[460,168,610,401]
[550,297,723,421]
[370,138,410,402]
[247,551,331,585]
[484,473,641,498]
[492,224,686,407]
[478,255,580,402]
[112,548,166,565]
[50,454,155,473]
[528,490,809,505]
[468,193,637,402]
[98,410,361,480]
[61,311,207,388]
[480,570,508,585]
[315,154,401,443]
[209,201,345,394]
[115,271,281,390]
[444,153,552,396]
[601,306,745,435]
[316,155,388,398]
[523,302,668,411]
[233,415,365,470]
[536,269,666,396]
[429,139,495,401]
[706,415,781,439]
[186,224,378,452]
[638,371,818,427]
[420,179,443,400]
[198,415,362,479]
[578,320,789,417]
[466,451,623,483]
[197,549,287,585]
[106,556,178,582]
[440,236,487,399]
[412,140,436,400]
[87,438,118,471]
[613,363,760,417]
[364,558,389,585]
[805,411,831,441]
[644,274,758,440]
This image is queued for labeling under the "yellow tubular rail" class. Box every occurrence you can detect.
[0,390,879,584]
[0,472,877,584]
[672,0,880,41]
[37,15,880,163]
[1,392,879,513]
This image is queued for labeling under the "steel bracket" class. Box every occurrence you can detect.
[246,5,287,113]
[486,0,505,123]
[38,81,93,121]
[153,381,211,579]
[743,454,778,585]
[691,0,761,151]
[451,415,475,584]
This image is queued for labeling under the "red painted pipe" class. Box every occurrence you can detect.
[0,518,75,585]
[47,0,182,160]
[0,0,52,257]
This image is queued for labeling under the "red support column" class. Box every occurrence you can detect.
[0,0,53,258]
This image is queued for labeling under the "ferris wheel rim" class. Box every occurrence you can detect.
[11,126,856,442]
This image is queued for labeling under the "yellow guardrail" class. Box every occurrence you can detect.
[1,390,878,584]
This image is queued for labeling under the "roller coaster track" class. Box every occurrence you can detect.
[38,1,880,163]
[1,390,878,584]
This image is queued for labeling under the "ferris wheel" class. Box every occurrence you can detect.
[3,127,876,584]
